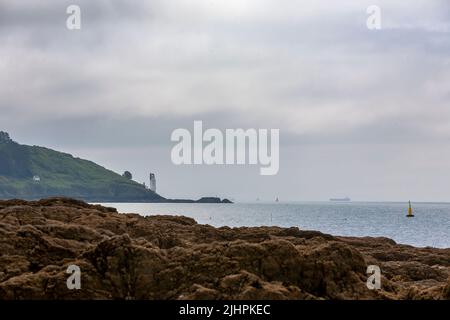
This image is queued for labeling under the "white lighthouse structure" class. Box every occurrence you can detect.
[149,173,156,192]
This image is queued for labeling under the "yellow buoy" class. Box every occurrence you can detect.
[407,201,414,217]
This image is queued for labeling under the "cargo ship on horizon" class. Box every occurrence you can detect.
[329,197,351,202]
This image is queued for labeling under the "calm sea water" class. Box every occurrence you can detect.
[97,202,450,248]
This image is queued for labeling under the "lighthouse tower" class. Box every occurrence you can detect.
[149,173,156,192]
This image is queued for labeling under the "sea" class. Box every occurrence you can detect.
[96,202,450,248]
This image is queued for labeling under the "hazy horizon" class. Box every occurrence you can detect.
[1,0,450,202]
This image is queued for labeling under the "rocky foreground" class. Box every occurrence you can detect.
[0,198,449,300]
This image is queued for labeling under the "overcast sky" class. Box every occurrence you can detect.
[1,0,450,202]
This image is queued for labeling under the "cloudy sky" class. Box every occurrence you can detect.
[1,0,449,202]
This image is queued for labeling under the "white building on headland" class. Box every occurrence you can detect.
[149,173,156,192]
[32,175,40,182]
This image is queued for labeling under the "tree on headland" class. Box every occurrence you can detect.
[0,131,12,143]
[122,171,132,180]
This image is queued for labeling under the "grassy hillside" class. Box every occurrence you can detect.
[0,132,165,202]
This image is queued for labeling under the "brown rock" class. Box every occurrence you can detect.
[0,197,448,300]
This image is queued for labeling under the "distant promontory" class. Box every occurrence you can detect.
[0,131,231,203]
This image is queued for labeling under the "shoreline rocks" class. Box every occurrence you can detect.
[0,197,449,300]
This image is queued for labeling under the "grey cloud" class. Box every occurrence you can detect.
[1,0,450,200]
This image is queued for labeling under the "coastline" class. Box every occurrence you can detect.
[0,198,449,300]
[0,196,232,204]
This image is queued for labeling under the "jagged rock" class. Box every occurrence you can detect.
[0,197,448,300]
